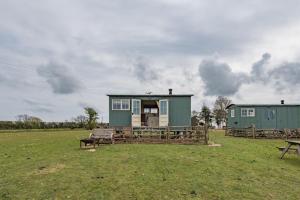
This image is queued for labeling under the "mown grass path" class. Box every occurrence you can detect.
[1,130,300,199]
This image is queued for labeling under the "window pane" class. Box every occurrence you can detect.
[132,100,140,115]
[144,108,150,113]
[248,109,255,117]
[231,109,235,117]
[151,108,158,113]
[241,109,247,117]
[113,99,121,110]
[122,100,129,110]
[160,101,167,115]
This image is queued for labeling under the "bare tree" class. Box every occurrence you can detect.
[16,114,31,122]
[16,114,42,122]
[72,115,88,128]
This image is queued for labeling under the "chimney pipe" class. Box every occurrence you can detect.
[281,100,284,105]
[169,88,173,95]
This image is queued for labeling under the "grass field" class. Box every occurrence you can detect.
[1,130,300,200]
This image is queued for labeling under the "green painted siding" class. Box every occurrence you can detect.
[227,105,300,129]
[109,97,131,127]
[108,96,191,127]
[168,97,191,126]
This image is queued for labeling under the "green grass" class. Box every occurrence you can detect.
[1,130,300,200]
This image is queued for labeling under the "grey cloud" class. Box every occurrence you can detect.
[133,58,158,82]
[251,53,271,81]
[198,59,249,96]
[269,62,300,90]
[24,99,53,113]
[199,53,300,96]
[37,61,82,94]
[0,71,31,88]
[69,1,300,56]
[0,73,6,82]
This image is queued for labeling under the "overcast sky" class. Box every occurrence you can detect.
[1,0,300,122]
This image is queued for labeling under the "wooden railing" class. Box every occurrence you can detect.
[226,126,300,139]
[113,126,208,144]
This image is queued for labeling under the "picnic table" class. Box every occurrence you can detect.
[279,140,300,159]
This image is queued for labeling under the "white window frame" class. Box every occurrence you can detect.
[112,99,130,110]
[132,99,141,115]
[231,109,235,118]
[241,108,255,117]
[159,100,168,115]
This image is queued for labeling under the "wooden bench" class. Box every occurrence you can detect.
[80,138,98,149]
[80,129,115,148]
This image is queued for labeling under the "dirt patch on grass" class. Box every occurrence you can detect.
[208,142,222,147]
[32,163,65,175]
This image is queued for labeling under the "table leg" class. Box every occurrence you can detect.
[280,143,292,159]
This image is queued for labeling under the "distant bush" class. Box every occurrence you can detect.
[0,121,108,130]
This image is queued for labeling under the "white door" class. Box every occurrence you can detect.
[132,99,141,127]
[159,99,169,127]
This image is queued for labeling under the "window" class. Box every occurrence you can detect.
[144,108,158,114]
[132,100,140,115]
[248,109,255,117]
[122,99,130,110]
[160,100,168,115]
[151,108,158,114]
[241,108,255,117]
[231,109,235,117]
[112,99,130,110]
[112,99,121,110]
[241,109,248,117]
[265,109,276,120]
[144,108,151,113]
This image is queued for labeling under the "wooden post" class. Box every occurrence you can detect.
[252,124,256,139]
[204,124,208,145]
[284,129,288,140]
[167,126,170,143]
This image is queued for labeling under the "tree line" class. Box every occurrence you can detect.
[191,96,232,128]
[0,107,104,130]
[0,97,231,130]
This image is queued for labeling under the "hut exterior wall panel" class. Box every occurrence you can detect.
[109,97,132,127]
[227,105,300,129]
[108,96,191,127]
[168,97,191,127]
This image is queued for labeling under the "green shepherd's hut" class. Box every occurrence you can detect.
[107,89,193,129]
[226,100,300,130]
